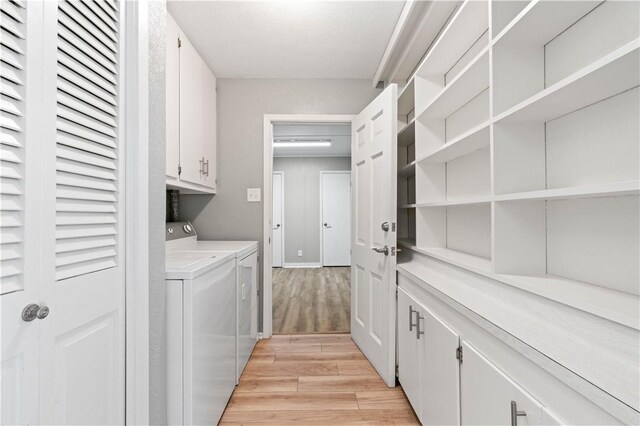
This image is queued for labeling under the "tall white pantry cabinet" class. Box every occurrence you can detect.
[166,13,217,194]
[394,1,639,425]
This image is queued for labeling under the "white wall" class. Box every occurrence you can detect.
[274,157,351,265]
[180,78,380,328]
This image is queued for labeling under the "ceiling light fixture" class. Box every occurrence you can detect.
[273,141,331,148]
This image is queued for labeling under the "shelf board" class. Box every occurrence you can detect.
[494,181,640,202]
[397,119,415,146]
[415,0,489,77]
[398,162,416,177]
[401,248,639,330]
[493,0,600,46]
[494,39,640,123]
[398,78,415,116]
[418,46,490,119]
[398,205,417,209]
[418,121,490,164]
[416,197,492,207]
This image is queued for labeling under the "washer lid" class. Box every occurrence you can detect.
[165,251,217,270]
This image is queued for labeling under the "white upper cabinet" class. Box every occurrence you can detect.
[166,13,217,194]
[166,13,180,180]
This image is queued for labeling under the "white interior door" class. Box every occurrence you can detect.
[272,172,284,267]
[350,84,398,386]
[0,2,125,423]
[1,1,41,423]
[321,171,351,266]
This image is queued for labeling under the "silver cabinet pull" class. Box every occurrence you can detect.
[510,401,526,426]
[199,157,204,175]
[203,159,209,176]
[408,305,417,331]
[372,245,389,256]
[416,312,425,339]
[22,303,49,322]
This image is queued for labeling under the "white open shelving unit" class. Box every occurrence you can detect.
[396,0,640,327]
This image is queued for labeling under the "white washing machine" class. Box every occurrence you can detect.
[166,222,259,388]
[165,242,236,425]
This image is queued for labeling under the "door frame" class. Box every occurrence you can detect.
[262,114,354,337]
[124,1,150,423]
[271,171,285,268]
[319,170,352,267]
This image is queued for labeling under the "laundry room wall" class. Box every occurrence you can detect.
[274,156,351,265]
[180,78,380,329]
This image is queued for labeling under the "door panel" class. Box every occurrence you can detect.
[460,341,543,425]
[421,308,460,426]
[397,288,421,418]
[350,84,397,386]
[321,172,351,266]
[179,32,205,186]
[272,172,283,267]
[1,1,41,424]
[166,13,180,179]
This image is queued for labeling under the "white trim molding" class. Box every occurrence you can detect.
[124,1,150,424]
[262,114,354,338]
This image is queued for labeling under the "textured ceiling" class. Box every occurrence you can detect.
[167,1,405,79]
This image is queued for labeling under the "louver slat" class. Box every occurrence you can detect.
[55,0,119,281]
[0,1,25,294]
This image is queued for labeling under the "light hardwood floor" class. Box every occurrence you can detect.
[272,267,350,334]
[220,334,419,425]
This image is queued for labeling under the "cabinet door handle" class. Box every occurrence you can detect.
[408,305,417,331]
[416,312,425,339]
[204,159,209,176]
[510,401,526,426]
[199,157,204,175]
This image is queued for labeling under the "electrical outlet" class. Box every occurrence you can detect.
[247,188,261,202]
[297,250,303,257]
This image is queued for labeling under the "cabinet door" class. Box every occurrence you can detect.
[200,63,217,190]
[179,33,206,186]
[460,342,543,426]
[166,13,180,180]
[420,309,460,425]
[397,288,422,419]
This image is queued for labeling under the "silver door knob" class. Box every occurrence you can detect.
[372,245,389,256]
[22,303,50,322]
[324,223,332,228]
[381,222,389,232]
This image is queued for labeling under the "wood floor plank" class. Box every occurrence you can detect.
[356,388,413,410]
[322,341,360,352]
[242,362,339,377]
[253,341,322,354]
[272,267,350,334]
[275,351,365,363]
[290,334,351,343]
[225,391,359,412]
[298,375,388,392]
[235,377,298,393]
[338,360,379,376]
[220,409,420,425]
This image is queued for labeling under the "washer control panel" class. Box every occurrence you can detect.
[166,221,196,241]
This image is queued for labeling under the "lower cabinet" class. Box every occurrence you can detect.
[398,287,460,425]
[460,341,543,425]
[398,286,564,426]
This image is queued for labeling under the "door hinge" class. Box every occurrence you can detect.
[178,165,182,176]
[456,345,463,364]
[395,364,399,377]
[177,37,182,48]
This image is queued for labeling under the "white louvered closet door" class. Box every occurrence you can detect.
[1,1,42,424]
[38,0,125,423]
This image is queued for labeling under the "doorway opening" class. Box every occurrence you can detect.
[263,116,354,336]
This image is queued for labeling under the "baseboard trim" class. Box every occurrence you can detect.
[282,263,322,268]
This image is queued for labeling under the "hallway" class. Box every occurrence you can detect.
[220,334,419,424]
[272,268,350,334]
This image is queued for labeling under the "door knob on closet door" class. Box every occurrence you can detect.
[273,224,281,229]
[323,223,332,228]
[372,245,389,256]
[22,303,50,322]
